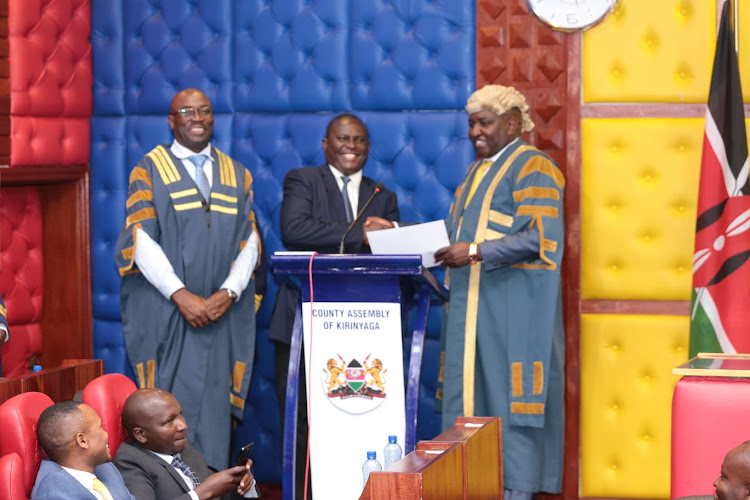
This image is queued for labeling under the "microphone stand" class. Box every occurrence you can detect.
[338,183,384,254]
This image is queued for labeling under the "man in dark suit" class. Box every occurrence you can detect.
[32,401,136,500]
[113,388,257,500]
[269,113,400,498]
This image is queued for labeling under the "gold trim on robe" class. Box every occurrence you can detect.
[510,402,545,414]
[462,145,533,417]
[512,362,523,396]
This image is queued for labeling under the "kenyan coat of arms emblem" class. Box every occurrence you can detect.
[321,353,387,414]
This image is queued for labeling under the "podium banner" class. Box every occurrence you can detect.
[303,301,406,500]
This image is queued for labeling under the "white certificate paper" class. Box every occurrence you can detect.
[367,220,450,268]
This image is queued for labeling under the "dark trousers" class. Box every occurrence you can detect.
[275,341,313,500]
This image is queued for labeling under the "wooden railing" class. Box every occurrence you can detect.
[0,359,103,405]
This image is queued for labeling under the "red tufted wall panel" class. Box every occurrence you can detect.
[0,0,93,374]
[8,0,92,166]
[0,187,43,376]
[10,118,90,166]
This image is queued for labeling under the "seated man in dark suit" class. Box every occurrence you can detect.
[114,388,258,500]
[32,401,136,500]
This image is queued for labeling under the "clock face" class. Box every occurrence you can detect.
[527,0,618,32]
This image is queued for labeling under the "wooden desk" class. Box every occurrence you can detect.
[431,416,503,499]
[361,441,465,500]
[0,359,103,405]
[359,416,503,500]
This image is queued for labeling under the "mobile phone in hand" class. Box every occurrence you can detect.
[236,442,255,467]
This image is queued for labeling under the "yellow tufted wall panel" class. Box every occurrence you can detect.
[738,2,750,97]
[581,118,702,300]
[580,313,689,498]
[582,1,715,103]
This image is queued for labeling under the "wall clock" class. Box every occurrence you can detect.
[527,0,619,33]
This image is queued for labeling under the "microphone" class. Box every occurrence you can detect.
[339,182,385,254]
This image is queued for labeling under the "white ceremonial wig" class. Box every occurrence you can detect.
[465,85,535,133]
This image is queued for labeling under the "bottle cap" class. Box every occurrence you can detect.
[32,365,43,372]
[388,435,397,443]
[367,451,376,459]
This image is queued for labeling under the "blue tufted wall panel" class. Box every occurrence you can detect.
[350,0,474,110]
[91,0,125,115]
[124,0,236,114]
[91,0,475,482]
[235,0,351,112]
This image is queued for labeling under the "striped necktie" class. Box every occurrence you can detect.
[172,453,202,487]
[92,478,114,500]
[340,176,354,222]
[188,154,210,200]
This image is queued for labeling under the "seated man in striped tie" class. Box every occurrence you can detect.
[32,401,136,500]
[114,388,258,500]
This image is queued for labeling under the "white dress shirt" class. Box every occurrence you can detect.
[60,467,109,500]
[329,164,362,214]
[134,140,259,300]
[328,165,398,227]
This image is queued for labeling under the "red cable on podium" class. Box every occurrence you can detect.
[303,251,318,500]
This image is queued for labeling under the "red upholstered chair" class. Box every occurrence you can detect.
[82,373,137,457]
[0,392,54,498]
[0,453,27,500]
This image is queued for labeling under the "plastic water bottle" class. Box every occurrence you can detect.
[383,435,403,469]
[362,451,382,487]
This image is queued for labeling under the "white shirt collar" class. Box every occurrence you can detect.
[170,140,213,162]
[60,466,102,497]
[328,164,363,188]
[150,449,175,464]
[484,137,519,163]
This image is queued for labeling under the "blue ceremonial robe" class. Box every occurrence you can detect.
[114,145,257,469]
[439,139,565,493]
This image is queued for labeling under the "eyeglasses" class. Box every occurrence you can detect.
[174,106,213,118]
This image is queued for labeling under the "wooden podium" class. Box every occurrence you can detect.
[360,417,503,500]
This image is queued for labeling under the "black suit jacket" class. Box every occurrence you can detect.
[268,165,400,343]
[114,441,249,500]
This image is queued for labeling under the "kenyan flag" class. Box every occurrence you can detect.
[690,1,750,356]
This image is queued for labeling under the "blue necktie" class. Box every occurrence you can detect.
[172,453,202,486]
[188,154,210,200]
[341,176,353,223]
